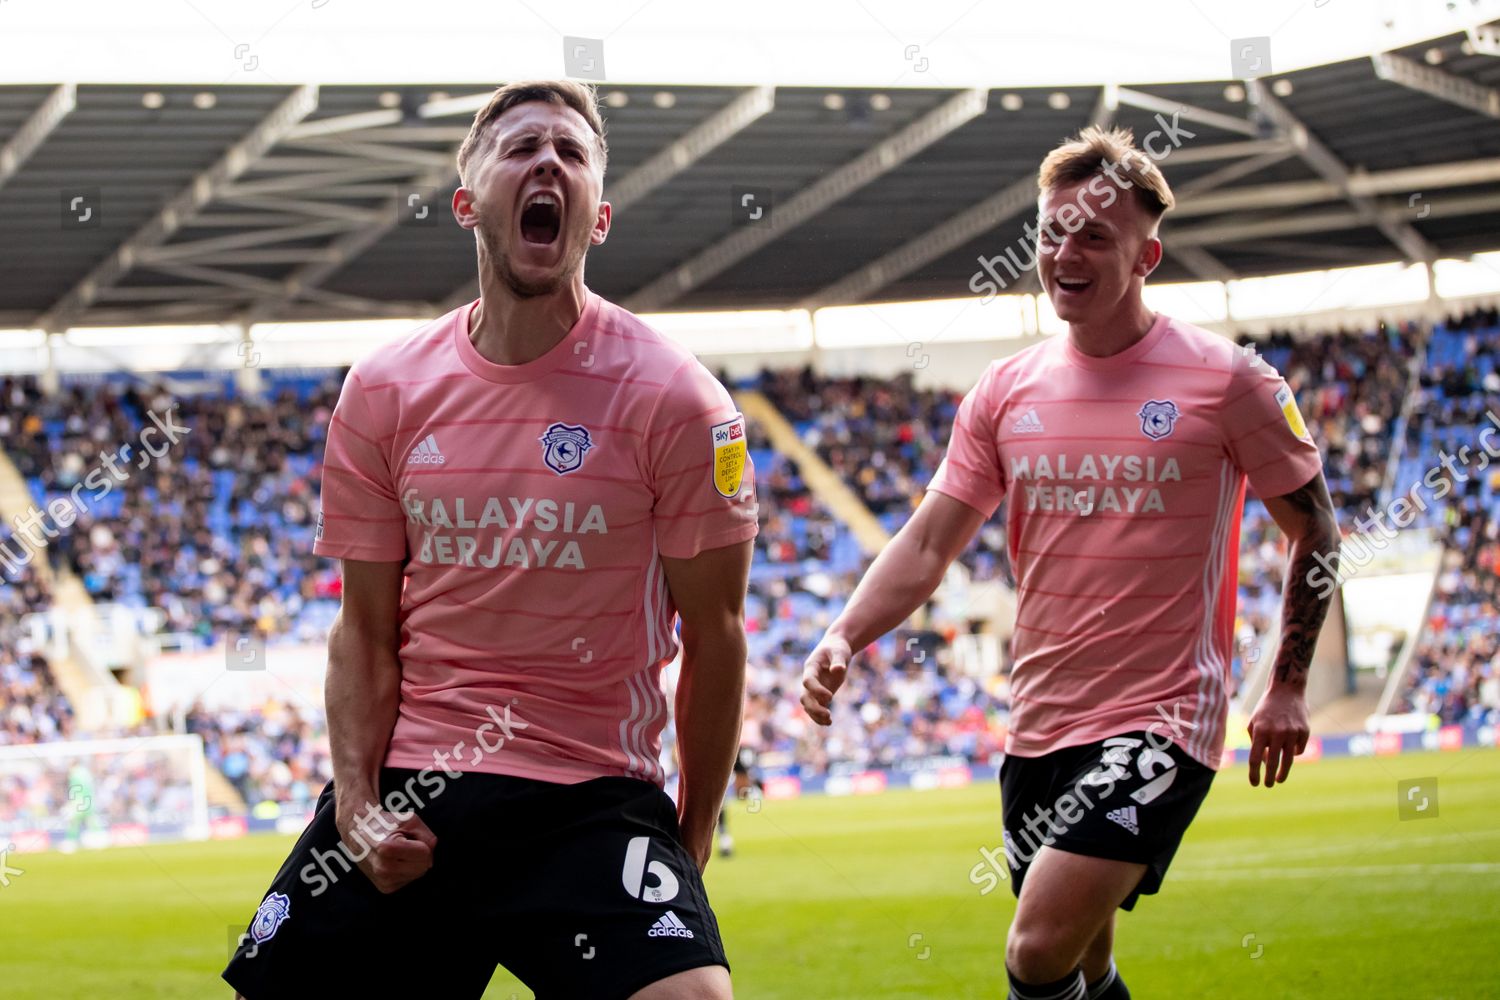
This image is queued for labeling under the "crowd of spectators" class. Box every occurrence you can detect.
[754,367,1011,583]
[1390,307,1500,728]
[2,308,1497,822]
[184,697,331,809]
[0,523,74,746]
[4,372,342,649]
[1245,323,1420,513]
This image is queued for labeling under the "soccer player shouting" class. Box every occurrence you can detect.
[226,82,757,999]
[801,127,1340,1000]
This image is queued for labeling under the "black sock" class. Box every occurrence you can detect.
[1006,964,1086,1000]
[1086,960,1130,999]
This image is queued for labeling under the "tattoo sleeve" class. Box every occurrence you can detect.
[1269,475,1342,687]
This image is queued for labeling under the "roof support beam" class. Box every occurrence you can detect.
[625,88,989,312]
[142,261,289,297]
[220,165,418,198]
[1115,86,1259,137]
[800,91,1293,307]
[1371,52,1500,118]
[609,86,776,212]
[94,286,247,303]
[1173,148,1295,199]
[238,135,474,324]
[1171,156,1500,218]
[1157,138,1291,167]
[1232,239,1404,265]
[190,249,337,266]
[0,84,75,192]
[278,138,455,171]
[442,86,777,312]
[138,219,360,263]
[1173,190,1500,247]
[283,109,403,140]
[1171,245,1237,282]
[1247,81,1436,262]
[216,194,384,225]
[800,175,1036,309]
[34,85,319,333]
[1089,83,1119,129]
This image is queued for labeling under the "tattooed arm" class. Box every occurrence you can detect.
[1249,473,1342,789]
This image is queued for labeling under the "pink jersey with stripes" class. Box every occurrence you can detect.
[313,292,758,786]
[928,313,1323,769]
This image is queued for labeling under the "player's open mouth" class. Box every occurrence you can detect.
[520,192,562,246]
[1056,277,1092,293]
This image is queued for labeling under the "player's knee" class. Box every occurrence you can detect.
[1006,921,1078,984]
[626,964,732,1000]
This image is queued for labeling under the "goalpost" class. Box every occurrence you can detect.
[0,734,210,850]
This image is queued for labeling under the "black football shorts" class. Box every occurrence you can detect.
[999,731,1215,910]
[223,768,728,999]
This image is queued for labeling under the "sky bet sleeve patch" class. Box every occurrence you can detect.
[711,414,747,498]
[1274,384,1310,440]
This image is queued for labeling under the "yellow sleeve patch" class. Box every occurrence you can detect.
[1274,384,1309,440]
[711,415,747,498]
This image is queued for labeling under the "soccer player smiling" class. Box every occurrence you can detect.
[802,126,1341,1000]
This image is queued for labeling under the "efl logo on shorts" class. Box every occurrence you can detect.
[621,836,680,904]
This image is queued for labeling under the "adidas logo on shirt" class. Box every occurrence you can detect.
[407,434,446,465]
[1105,806,1139,835]
[1012,408,1045,434]
[648,911,695,940]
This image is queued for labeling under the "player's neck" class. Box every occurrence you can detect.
[468,273,588,366]
[1066,299,1156,358]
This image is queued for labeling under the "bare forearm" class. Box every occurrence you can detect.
[674,620,747,841]
[325,614,402,804]
[828,528,951,651]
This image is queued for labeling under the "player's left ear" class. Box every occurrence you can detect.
[452,186,479,232]
[591,201,612,246]
[1136,236,1163,278]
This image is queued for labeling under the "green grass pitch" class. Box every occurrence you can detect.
[2,750,1496,998]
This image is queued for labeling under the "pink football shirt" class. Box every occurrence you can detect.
[314,292,758,786]
[928,313,1323,768]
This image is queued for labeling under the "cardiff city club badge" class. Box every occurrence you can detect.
[1137,400,1180,440]
[250,891,291,944]
[710,415,747,498]
[539,422,594,475]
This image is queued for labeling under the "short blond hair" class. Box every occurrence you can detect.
[457,80,609,184]
[1038,126,1175,219]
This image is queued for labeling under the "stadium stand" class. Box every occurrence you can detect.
[184,697,331,809]
[0,526,73,746]
[9,373,341,647]
[1390,307,1500,728]
[754,367,1012,584]
[2,309,1495,811]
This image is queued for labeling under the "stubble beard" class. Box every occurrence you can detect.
[477,213,591,299]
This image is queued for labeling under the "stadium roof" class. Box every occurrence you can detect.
[2,28,1500,329]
